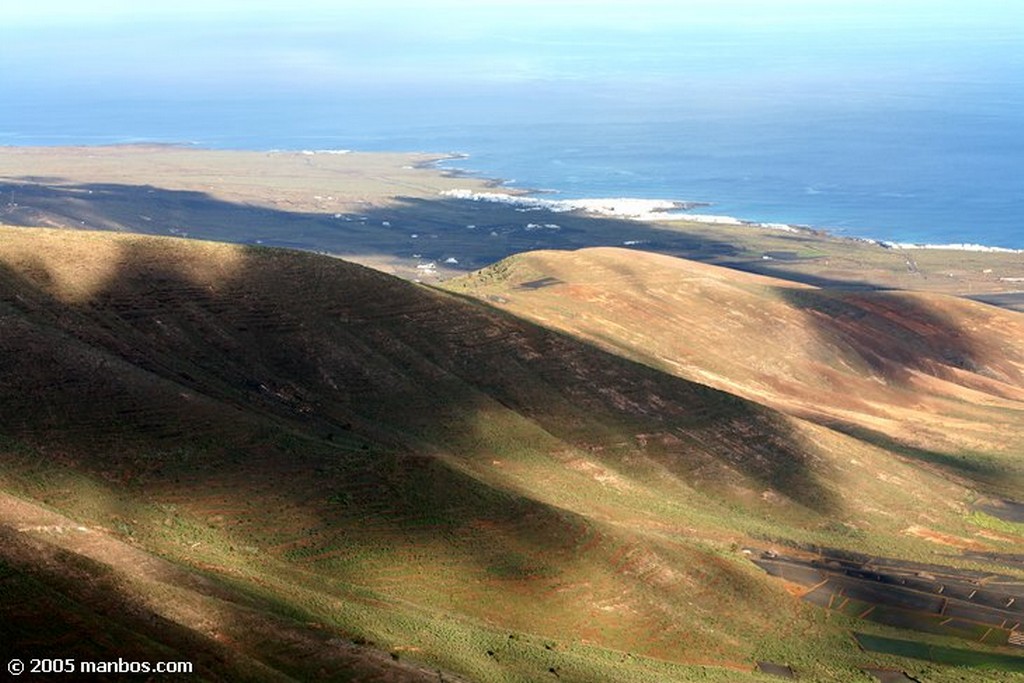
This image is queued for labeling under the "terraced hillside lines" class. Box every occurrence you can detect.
[446,247,1024,496]
[0,229,835,522]
[3,228,1023,681]
[0,228,841,680]
[753,549,1024,645]
[0,492,467,683]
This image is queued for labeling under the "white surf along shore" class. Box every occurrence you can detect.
[440,189,1024,254]
[874,241,1024,254]
[440,189,800,232]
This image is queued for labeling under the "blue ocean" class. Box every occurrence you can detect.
[2,2,1022,248]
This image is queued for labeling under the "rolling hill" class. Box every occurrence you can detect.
[2,228,1023,681]
[447,247,1024,499]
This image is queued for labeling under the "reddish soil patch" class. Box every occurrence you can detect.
[903,525,990,551]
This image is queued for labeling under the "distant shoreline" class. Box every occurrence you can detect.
[424,152,1024,254]
[438,188,1024,255]
[3,142,1023,304]
[3,141,1022,255]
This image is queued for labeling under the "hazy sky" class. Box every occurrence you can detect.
[5,0,1019,79]
[3,1,1021,118]
[3,0,1017,24]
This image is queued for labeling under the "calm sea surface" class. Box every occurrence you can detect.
[3,6,1022,248]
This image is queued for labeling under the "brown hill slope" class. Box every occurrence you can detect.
[1,229,1021,681]
[447,247,1024,498]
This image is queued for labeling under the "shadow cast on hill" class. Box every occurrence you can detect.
[0,231,840,549]
[771,285,1024,494]
[10,175,1024,303]
[774,286,1020,389]
[0,178,747,275]
[820,420,1022,499]
[0,526,255,681]
[0,524,461,682]
[0,230,847,674]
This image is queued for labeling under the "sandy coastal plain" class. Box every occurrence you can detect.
[1,145,1022,309]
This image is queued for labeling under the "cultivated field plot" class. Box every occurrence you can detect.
[976,499,1024,524]
[854,633,1024,672]
[752,547,1024,670]
[3,226,1024,681]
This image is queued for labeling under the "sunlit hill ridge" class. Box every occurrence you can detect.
[1,227,1023,682]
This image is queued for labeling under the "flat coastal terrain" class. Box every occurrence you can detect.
[1,145,1023,307]
[2,145,1023,682]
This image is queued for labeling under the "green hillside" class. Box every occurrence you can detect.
[2,228,1022,681]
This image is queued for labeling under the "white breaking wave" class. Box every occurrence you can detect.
[441,189,685,218]
[440,190,805,231]
[444,189,811,232]
[881,241,1024,254]
[440,190,1024,250]
[299,149,352,155]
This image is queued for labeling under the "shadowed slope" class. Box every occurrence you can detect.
[0,229,814,681]
[0,178,746,283]
[446,247,1024,496]
[0,494,459,683]
[2,229,1020,682]
[0,229,831,513]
